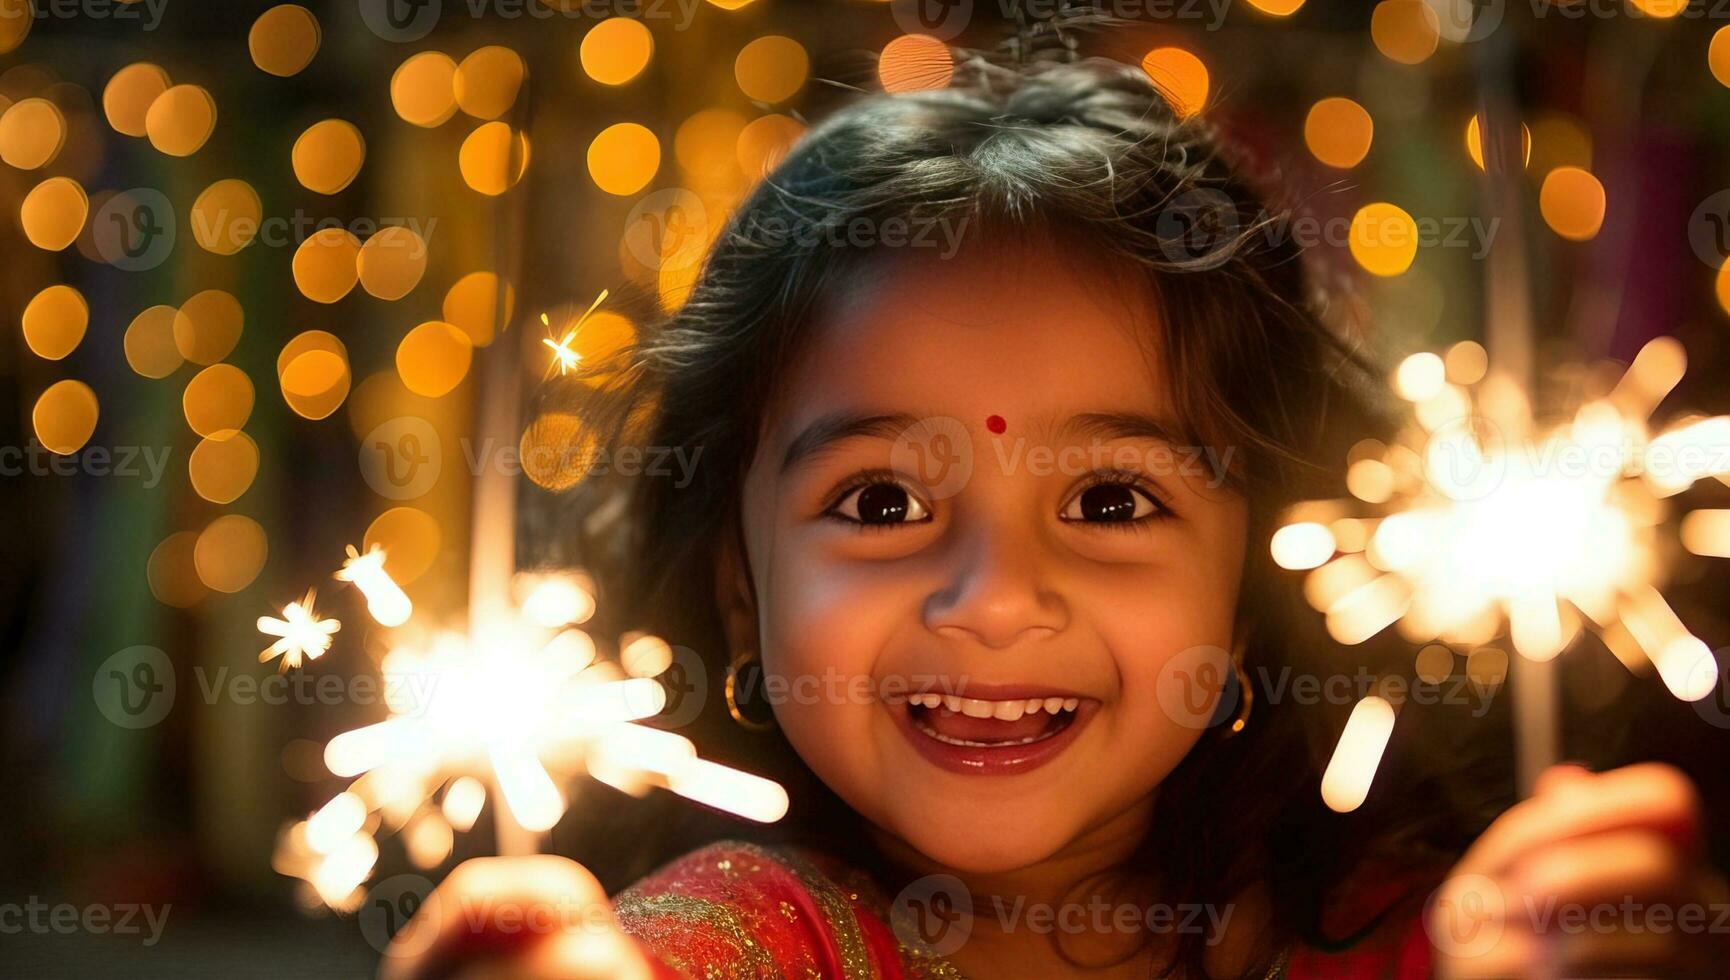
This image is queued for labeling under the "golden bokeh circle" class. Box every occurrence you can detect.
[172,289,245,365]
[292,118,365,194]
[1304,97,1373,170]
[275,330,352,420]
[148,531,208,608]
[520,411,589,491]
[674,108,746,184]
[1370,0,1439,66]
[396,320,473,397]
[194,514,267,593]
[1140,47,1208,119]
[357,225,429,300]
[182,363,255,438]
[32,379,98,455]
[879,34,953,95]
[102,63,171,138]
[191,178,261,255]
[21,176,87,251]
[587,122,659,196]
[124,305,184,379]
[1539,166,1606,242]
[442,271,515,346]
[734,35,807,104]
[581,18,653,86]
[22,284,88,360]
[292,227,361,303]
[458,121,529,196]
[454,45,525,120]
[144,83,216,156]
[391,51,458,128]
[190,431,260,504]
[249,5,321,77]
[0,0,31,57]
[0,97,67,169]
[736,113,803,179]
[363,506,440,584]
[1349,202,1419,277]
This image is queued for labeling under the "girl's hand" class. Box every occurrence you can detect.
[376,855,658,980]
[1429,763,1730,978]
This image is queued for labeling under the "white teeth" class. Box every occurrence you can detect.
[908,693,1083,717]
[960,698,994,718]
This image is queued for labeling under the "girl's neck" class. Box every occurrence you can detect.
[865,796,1170,977]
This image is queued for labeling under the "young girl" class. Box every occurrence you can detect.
[381,56,1721,978]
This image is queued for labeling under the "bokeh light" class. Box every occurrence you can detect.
[454,45,525,120]
[191,178,262,255]
[879,34,952,94]
[391,52,458,128]
[102,63,171,137]
[144,83,216,156]
[182,363,255,438]
[194,514,267,593]
[20,176,87,251]
[587,122,659,196]
[172,289,245,365]
[292,119,365,194]
[357,225,429,300]
[396,321,473,397]
[249,5,320,78]
[21,284,87,360]
[734,35,808,104]
[1539,166,1606,241]
[124,305,184,379]
[1140,47,1208,119]
[1304,97,1373,169]
[292,228,362,303]
[32,380,98,454]
[581,18,653,86]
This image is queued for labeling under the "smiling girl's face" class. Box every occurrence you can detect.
[721,238,1250,874]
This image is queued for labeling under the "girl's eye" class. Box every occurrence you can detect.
[829,481,932,526]
[1060,480,1165,524]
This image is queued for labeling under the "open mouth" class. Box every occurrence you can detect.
[906,693,1081,747]
[891,687,1097,775]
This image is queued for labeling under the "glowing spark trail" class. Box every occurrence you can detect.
[258,590,341,670]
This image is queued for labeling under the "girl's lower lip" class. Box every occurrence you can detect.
[889,699,1096,776]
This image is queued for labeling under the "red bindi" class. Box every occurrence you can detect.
[985,414,1006,434]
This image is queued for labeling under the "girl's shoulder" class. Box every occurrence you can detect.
[613,839,965,980]
[1283,861,1443,980]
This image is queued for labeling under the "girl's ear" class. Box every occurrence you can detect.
[713,522,759,659]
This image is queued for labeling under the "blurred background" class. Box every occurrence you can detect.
[5,0,1730,975]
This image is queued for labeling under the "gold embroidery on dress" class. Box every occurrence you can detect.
[613,891,784,978]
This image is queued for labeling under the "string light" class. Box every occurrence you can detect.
[335,544,412,627]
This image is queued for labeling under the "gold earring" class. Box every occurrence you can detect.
[1223,640,1253,737]
[725,650,777,733]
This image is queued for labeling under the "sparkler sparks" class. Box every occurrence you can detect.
[273,568,790,908]
[335,544,412,627]
[257,590,341,670]
[1287,338,1728,811]
[541,289,610,377]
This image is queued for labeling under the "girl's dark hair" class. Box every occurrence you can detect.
[557,55,1497,976]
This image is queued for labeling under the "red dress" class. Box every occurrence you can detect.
[613,841,1433,979]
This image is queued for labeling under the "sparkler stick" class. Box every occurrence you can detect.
[1472,14,1557,798]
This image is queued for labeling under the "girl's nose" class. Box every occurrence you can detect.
[922,525,1069,650]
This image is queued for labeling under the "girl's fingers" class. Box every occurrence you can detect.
[1511,829,1689,914]
[1454,763,1701,880]
[378,856,616,980]
[1529,762,1590,798]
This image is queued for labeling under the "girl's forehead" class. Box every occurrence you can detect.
[775,241,1172,432]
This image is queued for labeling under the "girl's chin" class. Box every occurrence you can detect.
[880,802,1084,876]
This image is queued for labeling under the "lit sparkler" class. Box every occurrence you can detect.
[273,571,790,908]
[541,289,610,377]
[258,590,341,670]
[1283,339,1727,811]
[335,544,413,628]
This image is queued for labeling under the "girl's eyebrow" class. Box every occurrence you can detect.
[779,411,924,475]
[777,410,1191,476]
